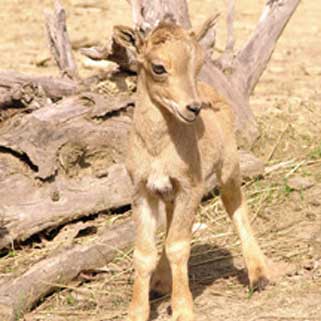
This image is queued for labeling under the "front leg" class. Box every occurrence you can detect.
[165,190,201,321]
[128,190,159,321]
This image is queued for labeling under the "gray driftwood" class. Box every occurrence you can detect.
[45,0,79,80]
[0,220,135,321]
[0,93,134,249]
[0,71,78,100]
[0,90,262,249]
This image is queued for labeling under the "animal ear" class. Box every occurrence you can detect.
[190,14,220,42]
[113,25,144,54]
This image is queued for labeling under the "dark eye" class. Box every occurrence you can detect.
[151,63,167,75]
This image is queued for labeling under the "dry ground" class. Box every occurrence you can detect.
[0,0,321,321]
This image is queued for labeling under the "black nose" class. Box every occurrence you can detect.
[186,102,202,115]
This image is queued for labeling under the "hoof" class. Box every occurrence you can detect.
[250,275,270,292]
[171,310,195,321]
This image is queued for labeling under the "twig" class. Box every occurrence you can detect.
[225,0,235,53]
[45,0,79,80]
[285,160,306,178]
[264,159,296,175]
[250,192,270,224]
[266,123,290,161]
[234,0,301,96]
[196,13,220,54]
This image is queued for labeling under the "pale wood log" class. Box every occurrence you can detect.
[0,93,134,249]
[128,0,191,30]
[0,89,261,250]
[0,71,78,100]
[233,0,301,96]
[196,14,220,56]
[0,149,262,320]
[0,84,34,109]
[0,164,133,249]
[225,0,235,53]
[45,0,79,80]
[0,220,135,321]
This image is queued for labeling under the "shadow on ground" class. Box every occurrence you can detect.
[150,243,247,320]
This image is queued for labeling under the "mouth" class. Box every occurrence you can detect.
[175,108,196,123]
[162,98,196,123]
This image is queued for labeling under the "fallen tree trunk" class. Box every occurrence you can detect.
[0,163,133,249]
[0,93,134,249]
[0,148,264,319]
[0,0,298,252]
[0,220,135,321]
[0,71,79,100]
[0,90,263,249]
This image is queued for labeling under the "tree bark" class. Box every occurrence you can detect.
[0,220,135,321]
[0,93,134,249]
[0,93,262,250]
[232,0,301,96]
[0,71,78,100]
[45,0,79,80]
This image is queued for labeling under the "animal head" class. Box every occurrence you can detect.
[114,21,207,123]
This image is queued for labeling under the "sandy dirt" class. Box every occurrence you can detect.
[0,0,321,321]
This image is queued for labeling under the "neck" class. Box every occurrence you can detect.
[133,73,171,155]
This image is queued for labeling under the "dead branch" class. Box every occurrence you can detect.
[0,71,78,100]
[45,0,79,80]
[233,0,301,96]
[129,0,191,31]
[0,93,134,249]
[0,220,135,321]
[0,96,262,252]
[225,0,236,53]
[195,14,220,56]
[0,88,261,250]
[80,30,139,73]
[0,84,36,109]
[0,163,133,249]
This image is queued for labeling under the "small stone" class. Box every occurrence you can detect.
[287,175,315,191]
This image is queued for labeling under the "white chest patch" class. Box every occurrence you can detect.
[146,173,174,201]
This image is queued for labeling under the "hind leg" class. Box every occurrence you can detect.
[220,168,270,290]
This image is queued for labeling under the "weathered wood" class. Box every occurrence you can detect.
[0,93,134,249]
[0,84,34,109]
[0,163,133,249]
[196,14,220,56]
[0,71,78,100]
[128,0,191,30]
[233,0,301,96]
[0,90,261,250]
[80,33,138,73]
[0,148,263,320]
[45,0,79,80]
[0,220,135,321]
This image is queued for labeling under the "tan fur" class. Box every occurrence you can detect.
[119,22,270,321]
